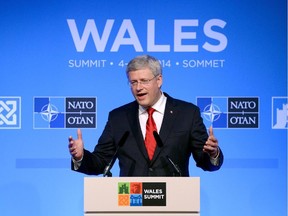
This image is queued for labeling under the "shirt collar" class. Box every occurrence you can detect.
[139,92,167,115]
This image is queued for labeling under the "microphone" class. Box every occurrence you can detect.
[152,131,182,176]
[166,155,182,176]
[103,131,129,177]
[153,131,163,147]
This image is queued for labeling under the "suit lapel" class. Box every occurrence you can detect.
[126,102,150,160]
[151,95,177,162]
[159,96,177,143]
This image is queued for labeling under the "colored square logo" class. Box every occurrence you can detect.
[118,194,130,206]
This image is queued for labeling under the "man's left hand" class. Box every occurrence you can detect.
[203,126,219,158]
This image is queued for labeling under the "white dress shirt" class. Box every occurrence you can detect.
[139,92,167,138]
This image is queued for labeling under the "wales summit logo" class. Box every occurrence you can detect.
[197,97,259,128]
[272,97,288,129]
[33,97,96,129]
[118,182,166,207]
[0,97,21,129]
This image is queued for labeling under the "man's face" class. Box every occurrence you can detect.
[128,68,162,108]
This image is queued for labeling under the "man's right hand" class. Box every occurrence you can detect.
[68,129,84,161]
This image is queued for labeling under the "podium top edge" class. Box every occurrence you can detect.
[84,176,200,180]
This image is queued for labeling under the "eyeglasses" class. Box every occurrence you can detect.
[129,75,159,87]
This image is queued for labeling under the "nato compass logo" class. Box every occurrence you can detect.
[272,97,288,129]
[0,97,21,129]
[197,97,259,128]
[33,97,96,129]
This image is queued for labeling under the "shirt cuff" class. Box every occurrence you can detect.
[72,156,83,170]
[210,147,220,166]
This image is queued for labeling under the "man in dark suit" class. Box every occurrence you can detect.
[68,55,223,176]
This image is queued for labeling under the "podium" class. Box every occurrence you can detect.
[84,177,200,216]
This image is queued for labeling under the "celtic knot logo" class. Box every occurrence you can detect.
[0,100,17,125]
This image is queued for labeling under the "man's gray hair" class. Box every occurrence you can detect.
[126,55,162,77]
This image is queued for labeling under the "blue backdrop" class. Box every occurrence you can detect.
[1,0,287,215]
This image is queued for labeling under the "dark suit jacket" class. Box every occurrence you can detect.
[72,93,224,176]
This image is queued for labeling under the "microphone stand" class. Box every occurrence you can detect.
[103,131,129,177]
[153,131,182,176]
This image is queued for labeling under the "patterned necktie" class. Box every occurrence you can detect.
[145,108,157,160]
